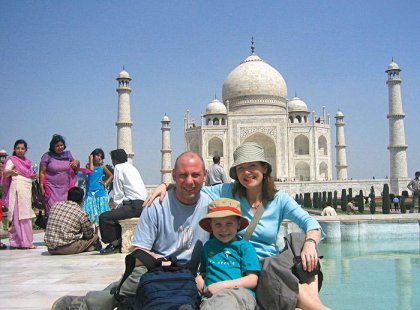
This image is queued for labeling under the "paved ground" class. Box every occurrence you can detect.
[1,212,419,309]
[0,232,125,310]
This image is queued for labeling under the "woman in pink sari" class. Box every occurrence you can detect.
[39,134,80,215]
[2,139,37,249]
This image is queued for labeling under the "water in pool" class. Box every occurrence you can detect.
[318,239,420,310]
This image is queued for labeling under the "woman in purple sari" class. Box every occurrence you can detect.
[39,135,80,215]
[2,139,37,249]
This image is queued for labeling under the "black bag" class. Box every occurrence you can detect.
[286,237,323,285]
[291,256,322,284]
[31,180,46,210]
[115,249,199,310]
[34,210,48,229]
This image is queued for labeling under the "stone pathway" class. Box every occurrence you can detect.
[0,232,125,309]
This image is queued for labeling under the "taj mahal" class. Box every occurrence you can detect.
[114,41,409,196]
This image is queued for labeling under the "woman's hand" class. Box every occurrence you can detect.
[300,230,321,272]
[300,241,318,272]
[143,183,168,206]
[70,159,80,170]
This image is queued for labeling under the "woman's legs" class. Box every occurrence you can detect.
[296,276,330,310]
[9,198,34,248]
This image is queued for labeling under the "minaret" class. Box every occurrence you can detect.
[116,68,134,163]
[335,110,348,180]
[160,114,172,183]
[386,60,408,194]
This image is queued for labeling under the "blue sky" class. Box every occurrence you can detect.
[1,1,419,184]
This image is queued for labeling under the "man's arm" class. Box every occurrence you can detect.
[80,213,94,239]
[112,165,124,205]
[407,180,414,192]
[220,169,228,183]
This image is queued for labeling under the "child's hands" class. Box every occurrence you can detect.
[204,282,227,297]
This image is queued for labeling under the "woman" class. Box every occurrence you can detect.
[146,142,329,310]
[83,148,113,225]
[39,134,80,215]
[2,139,37,249]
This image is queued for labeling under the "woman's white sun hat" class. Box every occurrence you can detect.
[229,142,272,179]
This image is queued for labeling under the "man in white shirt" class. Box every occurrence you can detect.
[99,149,147,254]
[205,155,228,186]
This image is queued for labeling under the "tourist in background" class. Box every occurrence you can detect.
[39,134,80,215]
[45,187,100,255]
[2,139,37,249]
[407,171,420,213]
[321,203,337,216]
[206,155,228,186]
[147,142,329,310]
[83,148,113,226]
[99,149,147,255]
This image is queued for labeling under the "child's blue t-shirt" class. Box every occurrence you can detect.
[199,237,260,296]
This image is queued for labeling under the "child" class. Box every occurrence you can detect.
[83,148,113,225]
[197,198,260,310]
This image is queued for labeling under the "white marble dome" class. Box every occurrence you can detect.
[288,96,308,112]
[205,99,227,115]
[222,53,287,110]
[161,114,170,122]
[387,61,400,71]
[118,69,131,79]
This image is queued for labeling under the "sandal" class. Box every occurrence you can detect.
[0,243,7,250]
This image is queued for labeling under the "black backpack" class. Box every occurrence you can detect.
[115,249,199,310]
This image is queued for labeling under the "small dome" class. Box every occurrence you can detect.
[288,96,308,112]
[386,61,400,72]
[205,99,227,115]
[161,114,170,122]
[0,148,7,155]
[335,110,344,117]
[117,69,131,79]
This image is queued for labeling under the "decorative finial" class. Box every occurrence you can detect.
[214,93,217,100]
[123,65,125,70]
[391,57,394,62]
[251,36,255,54]
[294,91,297,97]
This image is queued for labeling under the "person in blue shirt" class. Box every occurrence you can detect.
[197,198,260,309]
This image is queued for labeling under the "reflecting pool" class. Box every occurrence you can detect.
[319,239,420,310]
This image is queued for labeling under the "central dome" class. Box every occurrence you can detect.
[222,53,287,112]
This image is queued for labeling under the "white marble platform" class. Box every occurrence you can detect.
[0,232,125,310]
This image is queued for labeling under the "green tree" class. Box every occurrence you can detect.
[401,190,409,213]
[348,188,353,200]
[382,184,391,214]
[341,189,347,212]
[313,192,319,209]
[321,191,327,209]
[332,190,338,209]
[303,193,312,208]
[357,190,364,213]
[369,186,376,214]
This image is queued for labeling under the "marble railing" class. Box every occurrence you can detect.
[279,214,420,242]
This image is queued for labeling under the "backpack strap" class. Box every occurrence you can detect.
[114,249,163,303]
[242,203,265,241]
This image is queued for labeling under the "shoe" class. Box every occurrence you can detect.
[100,244,120,255]
[94,241,103,251]
[51,295,86,310]
[0,243,7,250]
